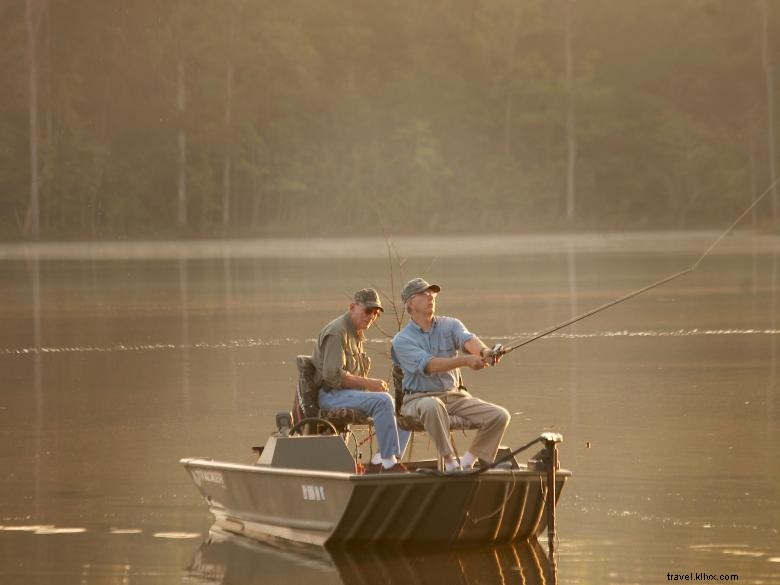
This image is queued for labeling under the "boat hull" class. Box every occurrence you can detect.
[181,458,569,548]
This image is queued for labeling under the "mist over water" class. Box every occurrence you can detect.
[1,233,778,584]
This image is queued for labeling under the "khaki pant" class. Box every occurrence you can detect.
[400,390,510,462]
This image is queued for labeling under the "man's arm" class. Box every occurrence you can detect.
[464,336,489,357]
[320,335,387,392]
[341,371,387,392]
[425,353,485,374]
[425,335,497,373]
[425,323,490,374]
[319,333,347,389]
[464,336,503,365]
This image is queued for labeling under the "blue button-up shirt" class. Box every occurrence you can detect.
[391,316,476,393]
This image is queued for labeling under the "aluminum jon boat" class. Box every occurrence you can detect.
[181,414,571,550]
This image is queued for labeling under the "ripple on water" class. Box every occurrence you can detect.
[153,532,201,539]
[33,527,87,535]
[691,544,752,550]
[109,528,143,534]
[722,549,765,558]
[3,327,779,356]
[0,525,87,534]
[691,544,772,560]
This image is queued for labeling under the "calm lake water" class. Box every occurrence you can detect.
[1,233,779,584]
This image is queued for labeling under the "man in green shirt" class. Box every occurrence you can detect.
[312,288,407,473]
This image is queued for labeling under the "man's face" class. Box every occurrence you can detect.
[409,288,437,315]
[349,302,381,332]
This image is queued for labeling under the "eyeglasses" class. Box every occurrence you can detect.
[363,307,382,318]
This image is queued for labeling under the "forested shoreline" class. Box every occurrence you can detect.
[3,1,779,241]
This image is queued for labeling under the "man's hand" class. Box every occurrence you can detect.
[365,378,389,392]
[463,354,487,370]
[486,343,504,365]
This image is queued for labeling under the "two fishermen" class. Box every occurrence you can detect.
[310,279,510,473]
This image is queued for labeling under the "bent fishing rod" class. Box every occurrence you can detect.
[492,177,780,358]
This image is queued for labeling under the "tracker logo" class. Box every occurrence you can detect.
[191,469,226,488]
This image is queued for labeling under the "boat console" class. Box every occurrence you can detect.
[254,434,357,473]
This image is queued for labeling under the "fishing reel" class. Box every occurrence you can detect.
[485,343,505,365]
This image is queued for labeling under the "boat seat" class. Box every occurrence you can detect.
[293,355,372,433]
[292,355,479,434]
[391,362,480,432]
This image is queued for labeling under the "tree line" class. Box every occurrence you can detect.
[3,0,779,241]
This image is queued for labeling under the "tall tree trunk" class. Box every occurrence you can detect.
[177,56,188,228]
[503,3,518,159]
[25,0,44,240]
[762,0,778,218]
[222,59,234,227]
[42,8,53,233]
[564,0,577,221]
[91,76,111,237]
[223,2,242,229]
[251,140,261,227]
[749,104,759,226]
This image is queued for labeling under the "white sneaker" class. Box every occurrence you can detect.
[444,460,462,472]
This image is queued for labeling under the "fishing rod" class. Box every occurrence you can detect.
[493,177,780,358]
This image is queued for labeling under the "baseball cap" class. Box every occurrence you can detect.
[353,288,384,311]
[400,278,441,304]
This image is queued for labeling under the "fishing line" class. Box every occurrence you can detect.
[500,177,780,356]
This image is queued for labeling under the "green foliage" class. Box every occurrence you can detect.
[2,0,779,239]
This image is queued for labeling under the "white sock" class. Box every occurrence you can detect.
[460,451,477,469]
[444,457,461,471]
[381,456,398,469]
[370,453,382,465]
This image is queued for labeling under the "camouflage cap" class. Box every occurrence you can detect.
[353,288,384,311]
[400,278,441,304]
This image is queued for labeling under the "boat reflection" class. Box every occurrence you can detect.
[330,542,557,585]
[187,528,557,585]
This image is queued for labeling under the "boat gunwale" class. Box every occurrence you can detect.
[180,457,572,481]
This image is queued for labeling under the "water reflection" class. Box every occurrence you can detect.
[223,255,240,413]
[566,240,579,427]
[769,247,778,454]
[28,252,42,521]
[186,529,556,585]
[179,255,192,418]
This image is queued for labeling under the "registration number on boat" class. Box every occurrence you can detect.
[301,484,326,502]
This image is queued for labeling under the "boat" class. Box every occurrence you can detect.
[186,525,558,585]
[180,412,571,550]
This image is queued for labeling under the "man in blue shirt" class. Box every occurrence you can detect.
[392,278,510,472]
